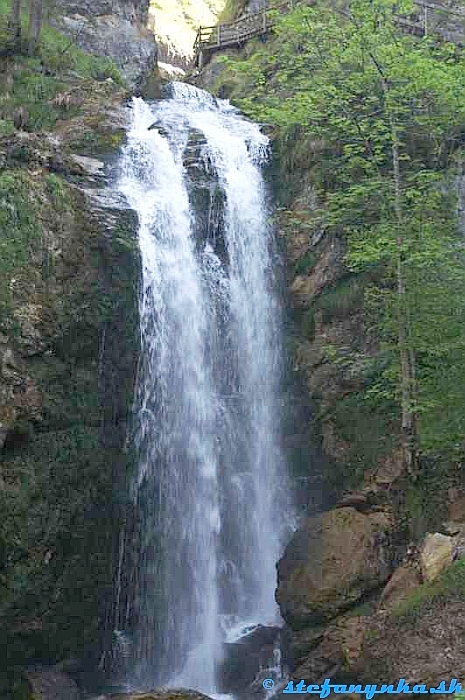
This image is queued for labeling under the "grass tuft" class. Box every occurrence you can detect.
[393,558,465,623]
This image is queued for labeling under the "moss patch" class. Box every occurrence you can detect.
[328,394,399,491]
[0,171,42,323]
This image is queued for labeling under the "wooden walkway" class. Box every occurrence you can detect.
[193,0,292,67]
[193,0,465,68]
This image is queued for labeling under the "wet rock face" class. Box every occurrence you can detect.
[182,128,228,264]
[52,0,157,90]
[219,624,283,699]
[54,0,150,22]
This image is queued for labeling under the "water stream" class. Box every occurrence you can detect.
[117,82,293,698]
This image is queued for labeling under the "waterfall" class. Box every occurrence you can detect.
[118,82,293,698]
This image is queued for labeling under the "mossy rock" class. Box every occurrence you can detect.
[276,507,395,627]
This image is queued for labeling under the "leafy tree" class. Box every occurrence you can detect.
[223,0,465,465]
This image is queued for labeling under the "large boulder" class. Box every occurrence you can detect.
[219,624,283,699]
[276,507,395,627]
[51,0,157,90]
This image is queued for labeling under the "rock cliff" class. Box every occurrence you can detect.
[0,37,140,697]
[50,0,157,90]
[147,0,224,69]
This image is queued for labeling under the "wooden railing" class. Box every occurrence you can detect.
[397,0,465,39]
[193,0,294,66]
[193,0,465,68]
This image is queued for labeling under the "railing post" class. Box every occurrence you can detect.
[217,23,221,46]
[424,5,428,36]
[263,8,266,31]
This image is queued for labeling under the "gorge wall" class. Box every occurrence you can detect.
[0,9,150,696]
[147,0,224,70]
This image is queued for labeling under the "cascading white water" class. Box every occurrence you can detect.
[118,82,293,698]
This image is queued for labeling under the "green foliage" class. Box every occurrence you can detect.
[38,23,124,84]
[223,0,465,456]
[294,249,316,274]
[0,118,14,136]
[316,275,366,322]
[395,455,450,539]
[328,390,399,490]
[45,173,65,203]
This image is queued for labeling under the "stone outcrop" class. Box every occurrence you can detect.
[51,0,157,90]
[276,507,395,627]
[182,127,227,263]
[420,533,455,582]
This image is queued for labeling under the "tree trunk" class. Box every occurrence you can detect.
[376,68,417,474]
[28,0,43,55]
[389,106,417,475]
[10,0,21,46]
[357,13,418,475]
